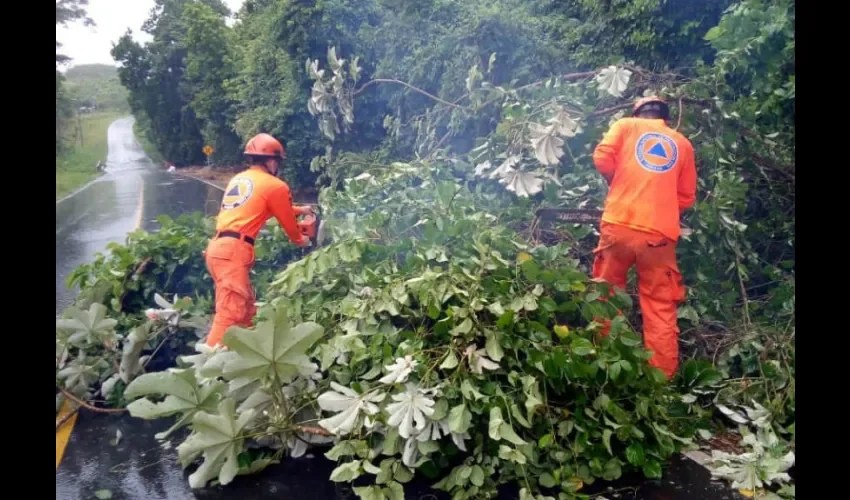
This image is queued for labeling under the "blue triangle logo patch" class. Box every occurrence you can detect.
[226,185,240,196]
[647,142,668,159]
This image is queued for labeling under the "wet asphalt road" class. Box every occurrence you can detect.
[55,117,223,316]
[57,412,745,500]
[55,118,745,500]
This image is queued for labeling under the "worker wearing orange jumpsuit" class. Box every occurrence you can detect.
[591,97,697,378]
[204,133,311,347]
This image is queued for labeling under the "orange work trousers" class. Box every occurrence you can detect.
[204,236,257,347]
[591,222,686,378]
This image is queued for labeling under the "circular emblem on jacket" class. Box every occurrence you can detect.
[222,178,254,210]
[635,132,678,173]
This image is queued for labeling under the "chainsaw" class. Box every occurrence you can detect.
[295,203,327,250]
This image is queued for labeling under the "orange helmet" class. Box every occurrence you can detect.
[244,133,286,160]
[632,96,669,119]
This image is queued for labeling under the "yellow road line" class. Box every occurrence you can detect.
[55,399,79,470]
[135,180,145,229]
[57,178,146,471]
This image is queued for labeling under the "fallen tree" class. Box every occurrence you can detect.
[57,1,794,497]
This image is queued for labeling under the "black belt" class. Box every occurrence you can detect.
[216,231,255,245]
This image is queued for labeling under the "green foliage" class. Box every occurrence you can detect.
[182,2,243,163]
[110,0,226,166]
[124,310,327,487]
[62,64,130,113]
[531,0,732,69]
[709,401,795,497]
[117,160,714,496]
[56,212,304,411]
[56,0,95,153]
[56,291,208,406]
[65,213,300,318]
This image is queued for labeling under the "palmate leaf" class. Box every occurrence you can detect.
[529,124,564,166]
[221,311,324,385]
[119,322,154,383]
[57,353,109,397]
[500,169,544,198]
[177,398,257,489]
[124,368,226,439]
[56,303,119,347]
[595,66,633,97]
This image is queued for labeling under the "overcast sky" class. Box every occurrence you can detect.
[56,0,245,68]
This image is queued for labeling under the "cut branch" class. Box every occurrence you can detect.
[750,154,795,183]
[353,79,472,111]
[59,387,127,414]
[514,70,598,92]
[294,425,332,437]
[586,103,633,118]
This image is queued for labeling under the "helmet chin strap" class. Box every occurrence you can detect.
[260,158,277,176]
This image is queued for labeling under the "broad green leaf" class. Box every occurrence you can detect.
[603,429,613,455]
[570,338,596,356]
[394,463,414,483]
[440,350,459,370]
[539,472,556,488]
[57,303,118,346]
[119,322,153,383]
[485,330,504,361]
[498,445,526,465]
[326,441,359,460]
[363,460,382,475]
[431,399,449,421]
[603,458,623,481]
[510,403,532,428]
[385,481,404,500]
[488,407,504,440]
[449,403,472,434]
[470,465,485,487]
[176,398,256,488]
[499,423,527,445]
[331,460,363,482]
[57,354,108,395]
[626,443,645,466]
[451,318,473,336]
[223,316,324,384]
[124,369,225,439]
[461,379,486,401]
[642,460,663,479]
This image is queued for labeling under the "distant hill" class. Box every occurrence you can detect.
[64,64,129,113]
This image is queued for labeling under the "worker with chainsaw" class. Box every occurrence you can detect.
[204,133,313,347]
[591,97,697,379]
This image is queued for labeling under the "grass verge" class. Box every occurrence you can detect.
[55,113,125,200]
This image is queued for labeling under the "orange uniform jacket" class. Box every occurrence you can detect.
[216,166,304,242]
[592,118,697,241]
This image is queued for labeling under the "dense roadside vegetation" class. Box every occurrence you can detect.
[56,3,131,197]
[57,0,794,498]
